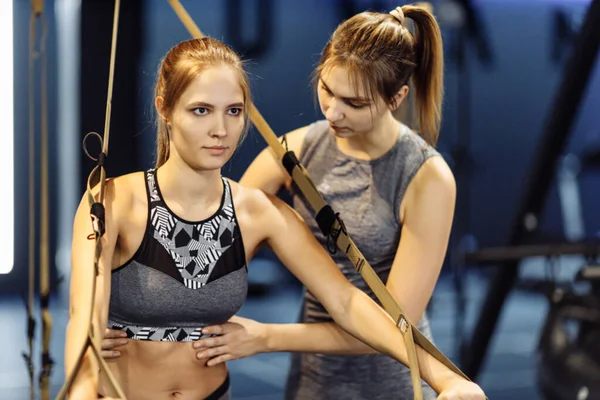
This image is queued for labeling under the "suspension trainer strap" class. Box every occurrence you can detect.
[23,2,44,399]
[55,1,127,399]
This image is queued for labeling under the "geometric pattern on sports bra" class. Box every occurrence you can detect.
[147,170,238,289]
[109,321,207,342]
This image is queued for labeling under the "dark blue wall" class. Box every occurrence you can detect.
[4,0,600,292]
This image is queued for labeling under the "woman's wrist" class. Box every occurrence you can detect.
[434,369,465,393]
[263,323,278,353]
[67,382,97,400]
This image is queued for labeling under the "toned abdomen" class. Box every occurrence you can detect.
[100,340,228,400]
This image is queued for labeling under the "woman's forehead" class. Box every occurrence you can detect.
[320,65,372,100]
[179,66,244,105]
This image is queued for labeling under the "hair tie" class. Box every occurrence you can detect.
[389,6,405,25]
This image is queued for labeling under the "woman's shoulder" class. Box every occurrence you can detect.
[86,170,147,215]
[413,156,455,190]
[74,170,148,240]
[227,179,299,231]
[401,155,455,218]
[227,179,279,215]
[109,170,146,197]
[399,124,453,190]
[111,170,146,186]
[225,179,296,252]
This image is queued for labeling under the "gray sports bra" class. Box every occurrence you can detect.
[107,169,248,342]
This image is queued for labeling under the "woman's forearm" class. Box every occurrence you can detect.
[266,322,377,355]
[64,261,109,398]
[336,289,459,392]
[270,289,458,393]
[260,195,462,393]
[65,184,118,398]
[65,316,100,398]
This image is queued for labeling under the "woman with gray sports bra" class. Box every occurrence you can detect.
[65,35,483,400]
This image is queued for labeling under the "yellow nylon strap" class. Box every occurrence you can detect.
[55,1,127,399]
[25,6,39,400]
[39,11,53,400]
[26,2,55,399]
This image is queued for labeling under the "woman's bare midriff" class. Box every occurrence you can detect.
[99,339,228,400]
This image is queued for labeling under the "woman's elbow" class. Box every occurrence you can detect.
[67,299,106,336]
[325,282,359,322]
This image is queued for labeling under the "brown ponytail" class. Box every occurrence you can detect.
[403,5,444,145]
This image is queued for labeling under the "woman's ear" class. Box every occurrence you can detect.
[389,85,409,111]
[155,96,168,122]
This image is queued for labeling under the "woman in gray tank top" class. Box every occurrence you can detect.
[194,5,484,400]
[100,5,485,400]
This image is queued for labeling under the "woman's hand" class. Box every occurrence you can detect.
[437,377,486,400]
[193,316,269,366]
[101,328,128,359]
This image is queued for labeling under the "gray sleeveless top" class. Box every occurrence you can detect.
[285,120,439,400]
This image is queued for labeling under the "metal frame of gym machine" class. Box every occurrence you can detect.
[459,0,600,380]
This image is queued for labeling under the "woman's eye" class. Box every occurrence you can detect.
[347,102,367,109]
[228,108,242,116]
[193,107,208,115]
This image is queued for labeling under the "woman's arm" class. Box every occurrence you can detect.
[388,156,455,323]
[251,188,479,396]
[239,126,307,195]
[65,179,120,399]
[268,155,456,354]
[197,156,454,357]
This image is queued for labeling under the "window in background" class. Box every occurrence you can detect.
[0,0,14,274]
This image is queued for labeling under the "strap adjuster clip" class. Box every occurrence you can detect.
[398,317,409,333]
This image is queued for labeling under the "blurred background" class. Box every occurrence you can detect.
[2,0,600,398]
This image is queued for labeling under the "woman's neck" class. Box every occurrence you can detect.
[158,156,223,211]
[335,112,401,160]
